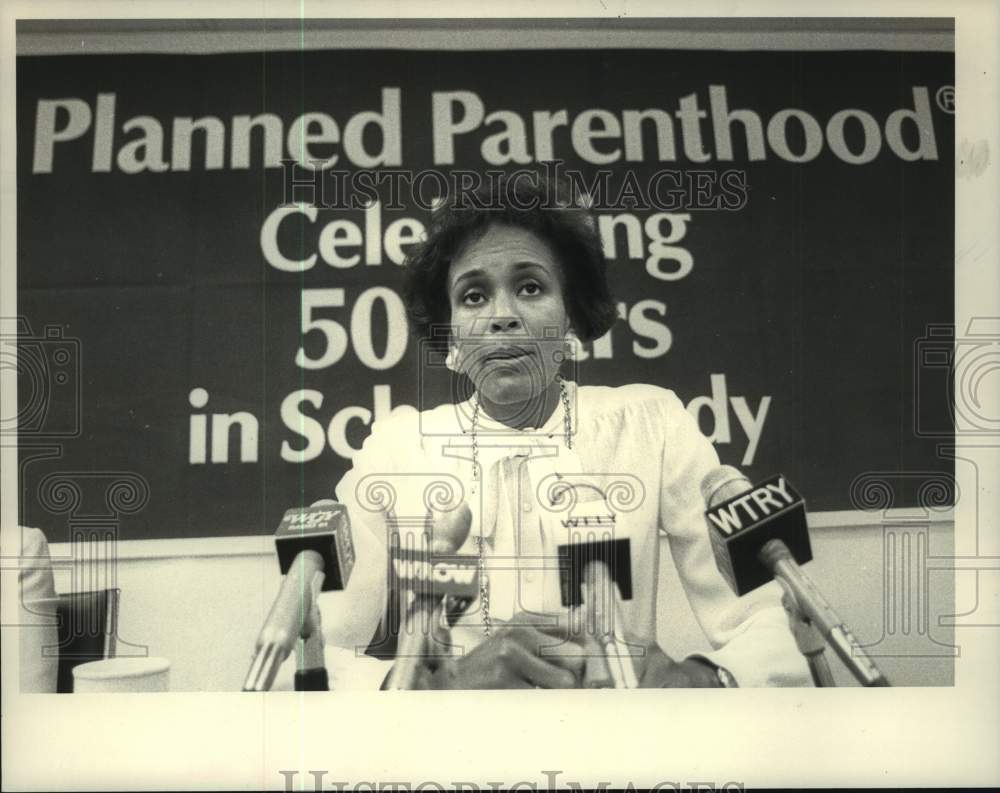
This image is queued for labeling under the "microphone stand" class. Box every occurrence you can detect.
[762,540,890,687]
[583,560,639,689]
[294,603,329,691]
[243,553,330,692]
[777,577,836,687]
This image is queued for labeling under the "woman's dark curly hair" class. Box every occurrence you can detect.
[401,172,618,346]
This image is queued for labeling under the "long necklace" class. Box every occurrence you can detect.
[470,375,573,637]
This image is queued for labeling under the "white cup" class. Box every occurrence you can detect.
[72,657,171,693]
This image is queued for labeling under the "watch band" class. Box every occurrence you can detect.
[688,655,739,688]
[714,664,738,688]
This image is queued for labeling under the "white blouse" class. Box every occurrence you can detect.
[320,380,810,688]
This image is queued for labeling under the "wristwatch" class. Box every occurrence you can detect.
[714,664,738,688]
[689,656,738,688]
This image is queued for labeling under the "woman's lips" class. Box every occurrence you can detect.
[482,346,530,362]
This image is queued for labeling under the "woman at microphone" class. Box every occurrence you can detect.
[323,173,810,689]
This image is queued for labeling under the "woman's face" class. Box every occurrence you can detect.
[446,223,571,410]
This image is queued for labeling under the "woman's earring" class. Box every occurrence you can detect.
[563,330,579,361]
[445,345,458,372]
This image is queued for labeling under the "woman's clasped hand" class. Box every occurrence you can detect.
[409,611,722,689]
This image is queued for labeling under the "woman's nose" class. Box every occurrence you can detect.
[488,292,523,333]
[489,315,522,333]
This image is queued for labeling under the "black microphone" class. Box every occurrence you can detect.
[383,502,474,690]
[243,501,356,692]
[555,488,639,689]
[701,466,889,687]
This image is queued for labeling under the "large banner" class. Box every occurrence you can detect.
[15,48,955,540]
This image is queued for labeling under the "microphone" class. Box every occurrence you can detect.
[383,501,474,690]
[243,500,356,692]
[701,466,889,687]
[556,488,639,689]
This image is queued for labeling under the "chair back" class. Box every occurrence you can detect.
[55,588,120,693]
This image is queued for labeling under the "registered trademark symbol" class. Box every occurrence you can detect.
[936,85,955,113]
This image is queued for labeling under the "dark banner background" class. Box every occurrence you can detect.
[16,48,954,540]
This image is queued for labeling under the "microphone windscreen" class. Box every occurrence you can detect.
[700,465,753,508]
[428,501,473,555]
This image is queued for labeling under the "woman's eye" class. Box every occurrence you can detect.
[519,282,542,296]
[462,290,485,306]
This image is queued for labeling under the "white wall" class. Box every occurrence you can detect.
[48,516,955,691]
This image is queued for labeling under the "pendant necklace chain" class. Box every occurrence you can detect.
[470,375,572,637]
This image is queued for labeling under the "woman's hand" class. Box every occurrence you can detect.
[401,610,722,689]
[557,610,723,688]
[627,640,723,688]
[418,612,586,690]
[559,605,723,688]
